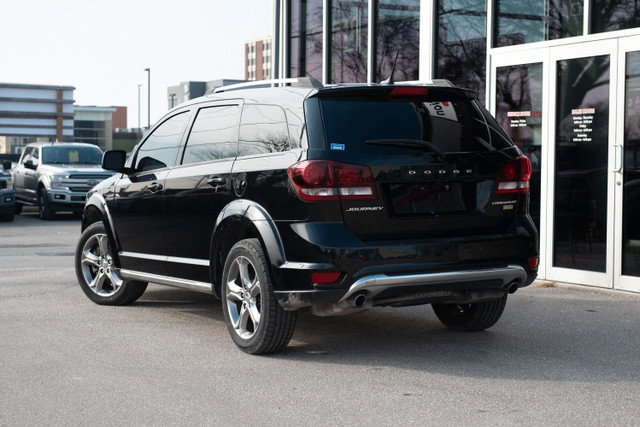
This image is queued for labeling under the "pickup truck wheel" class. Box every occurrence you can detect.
[0,212,14,221]
[75,222,147,305]
[432,294,508,332]
[222,238,296,354]
[14,204,22,215]
[38,189,55,220]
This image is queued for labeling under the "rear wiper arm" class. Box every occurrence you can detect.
[365,139,446,161]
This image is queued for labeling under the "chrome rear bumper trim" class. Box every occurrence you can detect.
[339,265,527,302]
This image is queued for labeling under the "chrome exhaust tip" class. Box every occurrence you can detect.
[350,292,368,308]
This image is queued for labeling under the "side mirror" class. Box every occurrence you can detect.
[24,160,36,170]
[2,160,11,170]
[102,150,128,173]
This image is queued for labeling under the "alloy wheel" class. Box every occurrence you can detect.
[225,256,262,340]
[80,233,123,297]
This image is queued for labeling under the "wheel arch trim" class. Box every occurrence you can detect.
[210,199,287,293]
[83,192,121,254]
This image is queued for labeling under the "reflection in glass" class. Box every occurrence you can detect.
[495,0,583,47]
[183,105,240,164]
[622,52,640,276]
[289,0,323,82]
[375,1,419,82]
[239,105,291,156]
[136,112,189,171]
[435,0,487,103]
[331,0,368,83]
[496,63,543,230]
[553,55,610,272]
[592,0,640,33]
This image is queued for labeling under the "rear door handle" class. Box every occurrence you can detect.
[148,182,163,192]
[207,177,227,186]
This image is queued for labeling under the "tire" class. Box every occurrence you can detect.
[75,222,147,305]
[221,238,296,355]
[432,294,508,332]
[38,189,55,220]
[14,203,22,215]
[0,212,15,221]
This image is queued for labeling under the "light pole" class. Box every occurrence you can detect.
[144,68,150,129]
[137,84,142,136]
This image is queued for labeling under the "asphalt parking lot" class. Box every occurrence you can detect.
[2,211,640,425]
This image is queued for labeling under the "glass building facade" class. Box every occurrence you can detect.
[275,0,640,293]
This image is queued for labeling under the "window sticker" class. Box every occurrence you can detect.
[424,102,458,122]
[68,150,79,163]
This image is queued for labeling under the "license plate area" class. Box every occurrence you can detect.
[386,181,476,216]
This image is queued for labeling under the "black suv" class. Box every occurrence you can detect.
[75,79,538,354]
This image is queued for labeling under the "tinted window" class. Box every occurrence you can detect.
[591,0,639,33]
[135,112,189,172]
[285,109,304,149]
[495,0,583,47]
[42,145,102,165]
[238,104,291,156]
[376,0,420,82]
[435,0,487,102]
[331,0,368,83]
[289,0,323,82]
[320,99,513,154]
[183,105,240,164]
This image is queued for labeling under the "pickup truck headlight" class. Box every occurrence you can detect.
[50,175,65,189]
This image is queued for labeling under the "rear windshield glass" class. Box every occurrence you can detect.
[320,99,514,154]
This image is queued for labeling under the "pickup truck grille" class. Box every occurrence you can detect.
[60,174,112,193]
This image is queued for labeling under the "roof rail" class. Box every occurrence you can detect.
[207,77,323,94]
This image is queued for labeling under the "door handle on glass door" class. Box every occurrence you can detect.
[613,144,623,173]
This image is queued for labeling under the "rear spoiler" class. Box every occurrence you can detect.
[309,84,477,101]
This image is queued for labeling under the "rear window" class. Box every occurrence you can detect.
[320,99,514,154]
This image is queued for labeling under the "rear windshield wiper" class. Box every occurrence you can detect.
[365,139,446,161]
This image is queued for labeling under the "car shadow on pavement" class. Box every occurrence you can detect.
[274,288,640,384]
[15,208,81,223]
[130,285,640,384]
[134,285,223,322]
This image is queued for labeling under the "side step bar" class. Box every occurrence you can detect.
[120,269,213,294]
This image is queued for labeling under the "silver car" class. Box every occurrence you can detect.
[13,142,114,220]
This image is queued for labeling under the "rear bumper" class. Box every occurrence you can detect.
[271,218,539,315]
[275,264,536,315]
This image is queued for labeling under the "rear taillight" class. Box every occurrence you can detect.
[288,160,376,202]
[497,156,531,194]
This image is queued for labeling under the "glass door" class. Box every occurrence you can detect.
[491,48,549,277]
[547,40,619,288]
[615,36,640,293]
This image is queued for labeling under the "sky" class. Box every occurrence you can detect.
[0,0,273,128]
